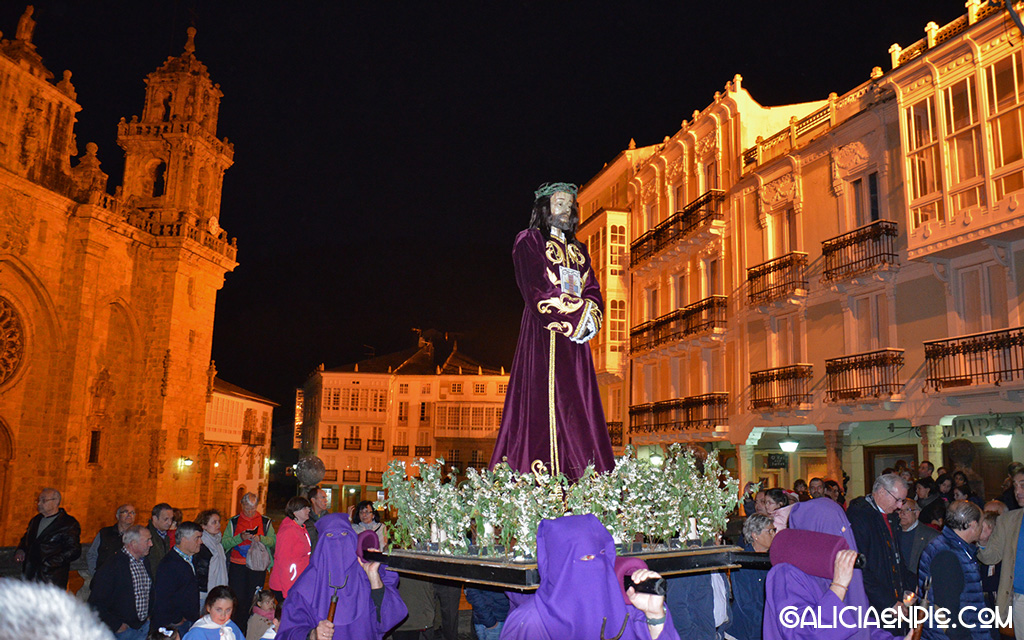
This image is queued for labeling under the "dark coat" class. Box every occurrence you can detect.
[88,548,152,632]
[464,587,510,628]
[904,523,940,584]
[95,524,125,573]
[194,543,212,593]
[847,496,906,611]
[147,522,171,570]
[16,508,82,589]
[151,549,200,630]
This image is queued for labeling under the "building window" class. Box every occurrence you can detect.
[771,208,797,258]
[471,407,485,427]
[418,430,430,446]
[88,430,101,464]
[610,225,625,275]
[645,286,659,321]
[987,51,1024,201]
[396,430,408,445]
[447,449,462,465]
[398,401,408,423]
[469,450,484,468]
[371,426,383,440]
[398,383,409,394]
[348,425,360,439]
[421,383,431,394]
[959,263,1010,334]
[419,401,430,423]
[645,203,655,232]
[497,383,508,394]
[450,382,463,394]
[609,299,626,349]
[473,382,486,394]
[944,77,985,213]
[346,455,358,469]
[850,172,880,226]
[495,407,503,424]
[853,291,890,353]
[774,314,801,367]
[906,96,943,229]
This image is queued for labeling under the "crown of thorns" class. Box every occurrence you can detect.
[534,182,578,199]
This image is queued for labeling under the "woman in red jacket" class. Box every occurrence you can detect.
[269,496,312,600]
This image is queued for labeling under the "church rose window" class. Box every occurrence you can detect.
[0,297,24,385]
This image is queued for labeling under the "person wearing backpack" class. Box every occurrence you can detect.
[222,493,275,634]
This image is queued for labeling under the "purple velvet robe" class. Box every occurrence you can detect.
[277,514,407,640]
[490,228,615,481]
[500,514,679,640]
[763,498,897,640]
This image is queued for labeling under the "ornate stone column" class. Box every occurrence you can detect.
[921,424,944,468]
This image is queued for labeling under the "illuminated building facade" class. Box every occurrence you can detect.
[0,10,247,546]
[298,332,507,512]
[589,1,1024,496]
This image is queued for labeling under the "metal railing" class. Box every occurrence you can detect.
[628,393,728,434]
[323,470,338,481]
[630,296,727,353]
[608,422,624,447]
[367,439,385,452]
[750,364,813,409]
[925,326,1024,390]
[342,470,360,483]
[748,252,808,305]
[343,438,362,450]
[630,190,725,267]
[415,445,432,457]
[320,437,339,450]
[365,471,383,484]
[392,445,409,457]
[825,348,905,401]
[822,220,899,282]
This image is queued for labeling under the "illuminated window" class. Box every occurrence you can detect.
[609,299,626,347]
[987,51,1024,202]
[473,382,486,394]
[905,96,944,228]
[944,77,984,213]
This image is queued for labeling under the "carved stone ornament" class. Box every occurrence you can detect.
[666,159,686,183]
[833,141,869,171]
[697,131,716,157]
[641,181,657,203]
[0,297,25,386]
[759,174,795,207]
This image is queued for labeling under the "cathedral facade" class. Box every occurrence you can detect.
[0,10,244,545]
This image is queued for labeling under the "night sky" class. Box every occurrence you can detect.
[4,2,966,432]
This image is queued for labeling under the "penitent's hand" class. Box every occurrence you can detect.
[830,549,857,600]
[358,556,384,589]
[311,619,334,640]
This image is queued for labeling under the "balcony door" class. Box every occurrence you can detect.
[959,263,1009,335]
[772,207,798,258]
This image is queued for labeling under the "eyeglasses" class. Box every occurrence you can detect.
[37,497,58,503]
[883,487,905,506]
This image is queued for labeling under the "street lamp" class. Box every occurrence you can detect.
[986,428,1013,449]
[779,427,799,453]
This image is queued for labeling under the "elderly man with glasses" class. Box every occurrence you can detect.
[847,473,911,616]
[898,497,938,587]
[14,488,82,589]
[87,504,137,575]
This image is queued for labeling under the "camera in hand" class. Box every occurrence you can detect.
[623,574,666,597]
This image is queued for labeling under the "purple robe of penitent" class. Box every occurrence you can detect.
[489,228,615,481]
[763,498,897,640]
[500,513,679,640]
[277,514,407,640]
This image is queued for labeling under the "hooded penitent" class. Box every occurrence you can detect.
[763,497,896,640]
[500,513,678,640]
[277,514,406,640]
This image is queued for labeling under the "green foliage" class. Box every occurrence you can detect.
[376,447,739,558]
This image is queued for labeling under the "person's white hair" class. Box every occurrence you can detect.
[121,524,147,545]
[0,580,113,640]
[872,473,908,495]
[241,492,258,508]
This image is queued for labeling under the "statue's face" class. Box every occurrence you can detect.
[548,191,574,231]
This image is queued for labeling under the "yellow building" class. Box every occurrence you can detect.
[298,331,508,513]
[0,10,252,545]
[586,1,1024,498]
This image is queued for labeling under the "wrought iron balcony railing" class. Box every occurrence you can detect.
[342,470,360,483]
[628,393,728,434]
[343,438,362,450]
[748,252,808,305]
[367,439,385,452]
[630,190,725,268]
[323,469,338,481]
[415,445,432,457]
[365,471,383,484]
[822,220,899,282]
[607,422,624,447]
[630,296,727,353]
[751,364,813,409]
[320,437,339,450]
[925,326,1024,390]
[825,348,904,401]
[392,445,409,457]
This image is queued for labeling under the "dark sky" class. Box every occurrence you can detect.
[5,1,965,426]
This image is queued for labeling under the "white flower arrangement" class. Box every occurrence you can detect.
[376,445,739,558]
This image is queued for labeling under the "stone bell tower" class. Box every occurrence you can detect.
[117,27,232,230]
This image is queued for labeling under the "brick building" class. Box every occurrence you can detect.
[0,10,252,546]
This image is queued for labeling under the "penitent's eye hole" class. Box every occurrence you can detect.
[579,554,595,561]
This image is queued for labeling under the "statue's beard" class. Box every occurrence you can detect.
[549,213,572,231]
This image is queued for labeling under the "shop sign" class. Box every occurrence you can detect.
[944,414,1024,439]
[765,453,788,469]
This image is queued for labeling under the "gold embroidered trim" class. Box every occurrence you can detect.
[567,244,585,267]
[538,293,584,315]
[548,330,560,476]
[546,268,559,286]
[545,321,573,335]
[571,299,597,341]
[545,241,565,266]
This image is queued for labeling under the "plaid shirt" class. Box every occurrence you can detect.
[124,547,151,621]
